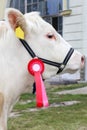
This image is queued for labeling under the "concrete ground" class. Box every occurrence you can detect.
[56,86,87,95]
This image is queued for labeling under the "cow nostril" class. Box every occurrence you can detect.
[81,56,85,64]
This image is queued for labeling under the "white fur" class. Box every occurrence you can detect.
[0,8,84,130]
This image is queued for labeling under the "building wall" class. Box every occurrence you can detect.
[0,0,7,19]
[63,0,87,81]
[63,0,83,52]
[82,0,87,80]
[82,0,87,56]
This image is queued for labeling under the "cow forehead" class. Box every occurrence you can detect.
[24,12,44,24]
[24,12,55,33]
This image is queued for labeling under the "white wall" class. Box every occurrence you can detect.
[82,0,87,80]
[0,0,7,19]
[63,0,83,53]
[62,0,87,81]
[63,0,87,81]
[82,0,87,56]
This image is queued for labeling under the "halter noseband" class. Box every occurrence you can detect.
[19,38,74,74]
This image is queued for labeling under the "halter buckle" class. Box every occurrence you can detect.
[60,64,65,69]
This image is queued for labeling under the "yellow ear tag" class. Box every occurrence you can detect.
[15,27,24,39]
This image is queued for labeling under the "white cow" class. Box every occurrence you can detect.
[0,8,84,130]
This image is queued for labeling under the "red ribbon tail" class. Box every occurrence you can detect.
[34,72,49,108]
[40,76,49,107]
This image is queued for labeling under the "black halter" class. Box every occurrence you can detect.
[19,38,74,74]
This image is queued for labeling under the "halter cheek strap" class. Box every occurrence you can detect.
[19,38,74,74]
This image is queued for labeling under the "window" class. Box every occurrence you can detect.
[28,0,63,35]
[9,0,25,13]
[44,16,63,35]
[26,0,47,15]
[27,0,31,4]
[25,0,63,16]
[8,0,63,15]
[46,0,62,15]
[7,0,63,35]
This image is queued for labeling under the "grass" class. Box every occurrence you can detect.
[8,83,87,130]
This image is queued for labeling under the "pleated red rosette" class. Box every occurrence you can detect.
[27,58,49,108]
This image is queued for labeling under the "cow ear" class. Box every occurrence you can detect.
[5,8,27,33]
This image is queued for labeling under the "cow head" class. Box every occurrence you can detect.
[5,8,84,79]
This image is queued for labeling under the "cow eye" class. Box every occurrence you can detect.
[47,34,53,39]
[46,33,56,40]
